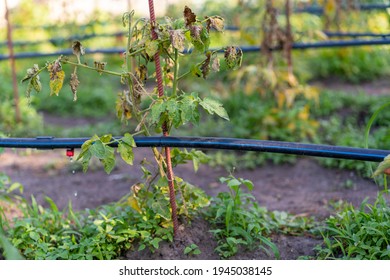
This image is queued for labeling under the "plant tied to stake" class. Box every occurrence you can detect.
[21,2,242,241]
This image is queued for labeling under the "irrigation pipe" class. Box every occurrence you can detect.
[0,136,388,162]
[1,38,390,61]
[296,3,390,15]
[0,32,126,48]
[3,30,389,49]
[324,32,390,38]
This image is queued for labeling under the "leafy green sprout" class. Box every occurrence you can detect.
[184,243,201,255]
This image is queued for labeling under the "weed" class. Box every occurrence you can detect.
[205,175,279,259]
[1,161,211,259]
[316,195,390,260]
[0,173,24,260]
[205,175,315,259]
[184,243,201,256]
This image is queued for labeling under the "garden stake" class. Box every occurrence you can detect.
[148,0,179,239]
[4,0,21,123]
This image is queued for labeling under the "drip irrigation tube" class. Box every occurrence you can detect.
[1,38,390,61]
[0,136,388,162]
[324,32,390,38]
[0,32,126,47]
[2,30,388,49]
[225,26,390,39]
[296,4,390,15]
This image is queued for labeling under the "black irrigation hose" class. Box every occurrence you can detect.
[0,32,126,47]
[324,32,390,38]
[225,26,390,38]
[0,47,125,61]
[296,3,390,15]
[1,38,390,61]
[2,29,388,48]
[235,39,390,52]
[0,136,388,162]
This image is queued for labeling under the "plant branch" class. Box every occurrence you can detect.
[171,48,179,97]
[61,60,124,77]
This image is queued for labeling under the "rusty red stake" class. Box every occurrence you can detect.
[148,0,179,239]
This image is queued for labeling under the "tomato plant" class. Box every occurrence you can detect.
[21,2,242,239]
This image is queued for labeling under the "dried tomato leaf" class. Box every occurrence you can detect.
[184,6,196,27]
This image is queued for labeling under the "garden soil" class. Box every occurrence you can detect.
[1,146,387,260]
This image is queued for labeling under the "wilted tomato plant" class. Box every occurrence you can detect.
[21,4,242,238]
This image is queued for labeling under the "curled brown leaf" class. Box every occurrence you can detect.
[70,73,80,101]
[184,6,196,27]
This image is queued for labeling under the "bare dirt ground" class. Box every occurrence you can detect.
[0,147,387,259]
[312,76,390,95]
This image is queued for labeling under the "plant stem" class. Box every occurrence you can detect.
[171,49,179,97]
[61,60,123,77]
[123,12,166,179]
[148,0,179,239]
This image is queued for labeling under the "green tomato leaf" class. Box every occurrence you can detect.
[77,139,93,161]
[149,100,166,125]
[180,97,199,125]
[145,39,159,58]
[199,97,229,120]
[151,200,171,221]
[101,147,116,174]
[118,142,134,165]
[100,134,112,144]
[373,154,390,177]
[121,133,136,147]
[31,76,42,93]
[81,150,92,173]
[165,99,181,128]
[90,140,106,159]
